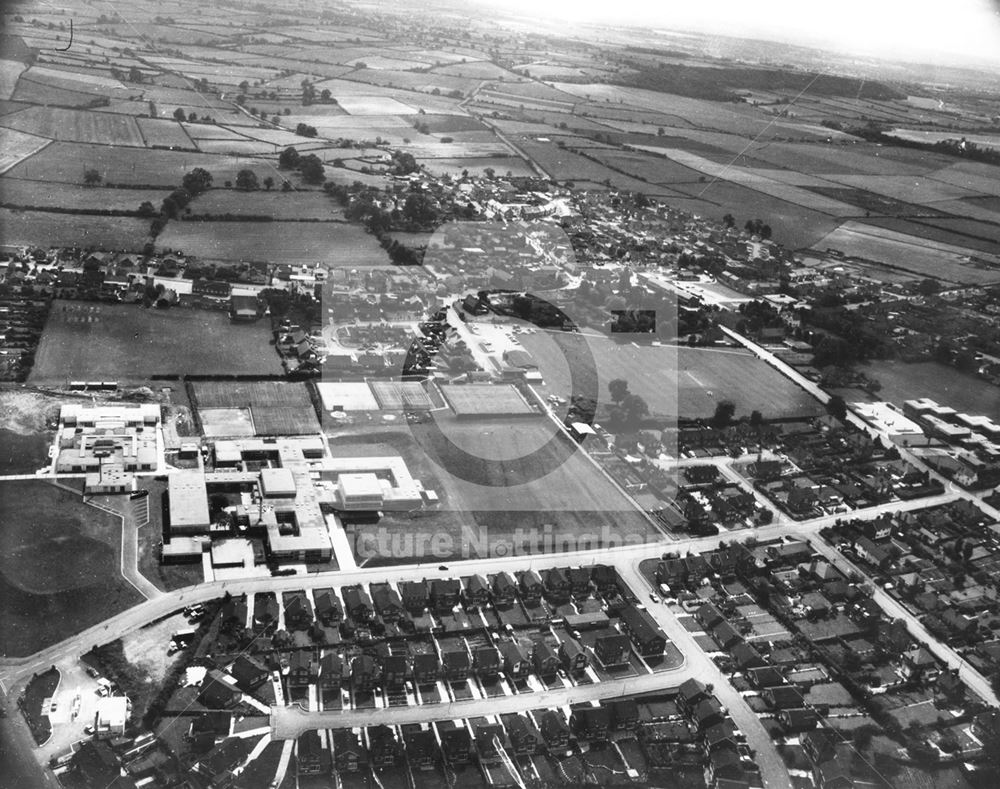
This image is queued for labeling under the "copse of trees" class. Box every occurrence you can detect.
[235,169,260,191]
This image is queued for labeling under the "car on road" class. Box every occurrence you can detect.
[649,593,660,603]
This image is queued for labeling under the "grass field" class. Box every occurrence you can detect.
[155,219,391,264]
[29,301,281,382]
[0,208,151,249]
[517,329,823,420]
[0,179,170,211]
[333,423,659,566]
[192,380,318,435]
[0,481,145,657]
[840,360,1000,417]
[0,127,50,174]
[0,106,146,147]
[187,189,345,220]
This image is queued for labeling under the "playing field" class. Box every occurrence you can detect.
[517,329,823,421]
[191,380,319,435]
[440,383,538,417]
[199,407,255,437]
[317,381,381,412]
[0,480,145,657]
[29,301,281,382]
[155,219,391,265]
[368,380,434,410]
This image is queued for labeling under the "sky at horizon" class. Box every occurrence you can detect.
[480,0,1000,68]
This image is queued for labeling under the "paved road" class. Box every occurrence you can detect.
[272,668,685,738]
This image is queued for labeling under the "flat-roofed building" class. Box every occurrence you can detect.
[169,470,211,535]
[94,696,130,739]
[338,473,385,510]
[260,467,296,498]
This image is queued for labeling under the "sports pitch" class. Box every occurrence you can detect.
[440,383,538,417]
[192,381,319,436]
[369,380,434,410]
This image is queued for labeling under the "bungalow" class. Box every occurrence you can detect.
[229,655,269,693]
[695,602,725,629]
[711,620,744,650]
[437,722,471,765]
[779,708,820,733]
[332,729,365,773]
[746,666,786,689]
[731,642,767,671]
[594,633,631,667]
[538,710,570,752]
[762,685,804,710]
[368,725,399,769]
[558,637,588,673]
[571,704,610,741]
[491,572,518,606]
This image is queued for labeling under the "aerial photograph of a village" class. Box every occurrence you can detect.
[0,0,999,787]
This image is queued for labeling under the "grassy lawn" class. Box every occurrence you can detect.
[0,481,144,657]
[133,479,203,593]
[20,668,59,745]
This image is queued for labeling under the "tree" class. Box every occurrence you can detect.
[181,167,213,195]
[826,395,848,421]
[173,107,186,122]
[917,278,940,296]
[238,80,249,93]
[83,168,102,187]
[128,66,143,83]
[278,146,300,170]
[621,393,649,426]
[263,176,274,191]
[137,200,156,217]
[722,213,735,228]
[320,88,331,101]
[297,154,325,184]
[710,400,736,428]
[609,379,630,403]
[235,169,259,191]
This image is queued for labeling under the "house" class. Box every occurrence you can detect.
[437,721,472,765]
[288,650,317,688]
[802,729,839,765]
[619,606,667,655]
[779,708,820,733]
[731,642,767,671]
[504,714,540,756]
[297,730,327,776]
[708,748,747,784]
[703,718,740,751]
[473,645,500,678]
[381,654,409,688]
[677,678,710,714]
[692,697,726,729]
[284,595,314,631]
[319,652,344,692]
[198,671,241,709]
[412,653,439,685]
[558,637,588,672]
[544,567,571,601]
[441,648,471,682]
[815,758,854,789]
[538,710,571,752]
[473,723,506,764]
[402,728,437,771]
[937,669,965,702]
[367,725,399,769]
[901,646,939,682]
[430,579,461,611]
[877,619,912,654]
[313,588,343,625]
[591,564,618,593]
[592,632,629,667]
[491,572,517,606]
[532,641,560,677]
[499,641,531,678]
[854,536,892,569]
[399,580,429,612]
[571,704,610,740]
[342,585,374,621]
[695,602,725,629]
[463,574,490,609]
[711,620,743,650]
[567,567,592,596]
[518,570,544,601]
[350,654,379,691]
[371,584,404,622]
[762,685,804,710]
[332,729,365,773]
[602,698,639,731]
[745,666,786,689]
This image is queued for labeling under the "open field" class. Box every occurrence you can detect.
[0,59,27,100]
[155,219,391,264]
[187,189,346,220]
[811,221,1000,284]
[29,300,281,382]
[0,106,146,147]
[0,179,170,211]
[517,329,823,421]
[0,207,151,249]
[0,480,145,657]
[0,127,50,174]
[840,360,1000,417]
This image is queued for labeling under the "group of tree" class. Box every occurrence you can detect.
[172,107,198,123]
[389,150,420,176]
[743,218,772,239]
[295,122,318,138]
[607,379,650,428]
[83,168,102,187]
[276,146,324,184]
